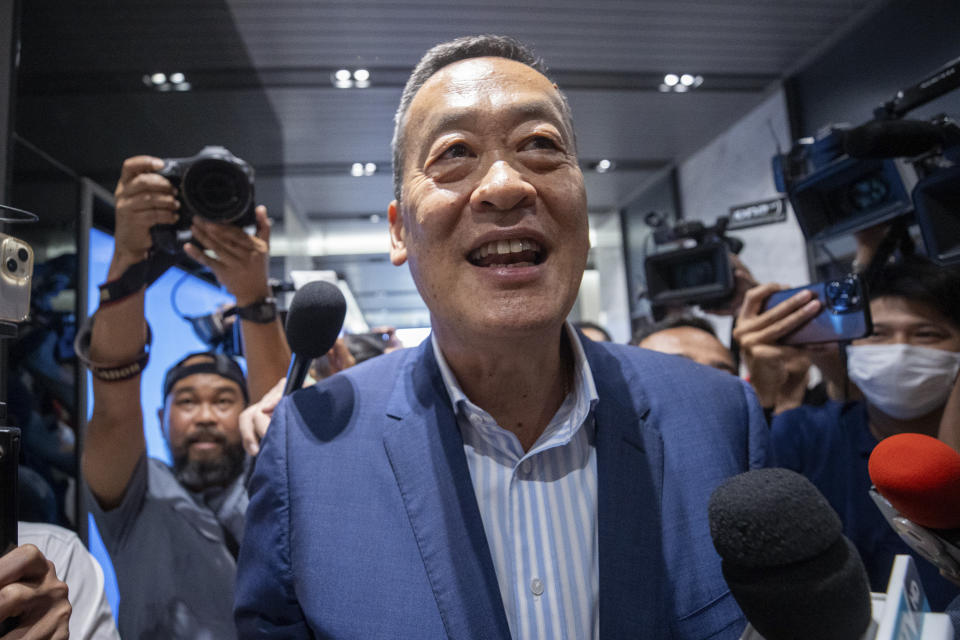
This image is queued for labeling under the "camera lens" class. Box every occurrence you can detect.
[5,259,17,273]
[17,248,28,262]
[183,158,251,222]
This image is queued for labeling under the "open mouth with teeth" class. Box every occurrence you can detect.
[467,238,545,268]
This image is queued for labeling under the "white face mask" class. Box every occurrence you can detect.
[847,343,960,420]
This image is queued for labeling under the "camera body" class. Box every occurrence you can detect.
[643,215,742,308]
[773,125,918,241]
[152,146,256,253]
[772,56,960,264]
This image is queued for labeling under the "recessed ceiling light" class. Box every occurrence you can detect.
[663,74,679,87]
[364,162,377,176]
[150,72,167,85]
[350,162,364,177]
[169,72,186,84]
[353,69,369,82]
[335,69,351,82]
[596,159,614,173]
[680,74,695,87]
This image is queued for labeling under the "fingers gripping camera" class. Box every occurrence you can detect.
[152,146,256,253]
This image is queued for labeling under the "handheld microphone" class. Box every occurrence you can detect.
[842,120,948,159]
[282,280,347,396]
[708,468,873,640]
[869,433,960,581]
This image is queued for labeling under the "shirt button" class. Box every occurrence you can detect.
[520,459,532,475]
[530,578,544,596]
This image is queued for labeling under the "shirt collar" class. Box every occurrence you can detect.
[431,322,599,441]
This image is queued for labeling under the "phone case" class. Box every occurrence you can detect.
[763,274,872,345]
[0,234,33,323]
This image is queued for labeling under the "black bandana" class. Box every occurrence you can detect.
[162,352,249,404]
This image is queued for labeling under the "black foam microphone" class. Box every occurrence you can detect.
[708,468,872,640]
[283,280,347,396]
[842,119,947,159]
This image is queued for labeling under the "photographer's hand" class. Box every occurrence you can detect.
[111,155,179,276]
[733,283,820,412]
[184,205,271,306]
[0,545,71,639]
[184,206,292,400]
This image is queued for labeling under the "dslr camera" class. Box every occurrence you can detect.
[642,213,744,308]
[152,146,256,253]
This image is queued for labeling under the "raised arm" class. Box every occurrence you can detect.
[82,156,177,509]
[184,206,291,401]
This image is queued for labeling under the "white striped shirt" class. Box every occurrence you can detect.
[432,324,600,640]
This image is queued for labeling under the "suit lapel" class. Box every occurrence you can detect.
[383,341,511,640]
[586,341,670,639]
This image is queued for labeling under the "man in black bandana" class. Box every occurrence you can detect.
[161,352,250,491]
[80,155,290,639]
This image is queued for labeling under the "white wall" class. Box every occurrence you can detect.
[677,89,810,343]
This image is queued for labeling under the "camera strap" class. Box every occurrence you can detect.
[98,249,179,304]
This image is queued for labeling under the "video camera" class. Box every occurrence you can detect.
[642,212,744,308]
[151,146,256,253]
[773,55,960,265]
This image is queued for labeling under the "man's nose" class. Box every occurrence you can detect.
[195,401,217,424]
[470,160,536,212]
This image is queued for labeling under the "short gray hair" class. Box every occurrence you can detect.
[391,34,575,202]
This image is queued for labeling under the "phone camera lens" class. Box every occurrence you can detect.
[16,248,28,262]
[5,259,17,273]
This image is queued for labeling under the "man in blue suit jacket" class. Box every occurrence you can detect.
[236,34,769,639]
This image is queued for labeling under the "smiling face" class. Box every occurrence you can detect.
[161,364,246,490]
[388,56,589,343]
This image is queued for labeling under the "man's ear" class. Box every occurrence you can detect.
[388,200,408,266]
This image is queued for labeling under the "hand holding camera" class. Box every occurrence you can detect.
[183,205,272,306]
[112,156,180,269]
[112,149,271,304]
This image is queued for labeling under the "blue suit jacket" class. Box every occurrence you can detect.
[235,337,769,639]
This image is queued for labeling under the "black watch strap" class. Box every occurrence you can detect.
[236,297,278,324]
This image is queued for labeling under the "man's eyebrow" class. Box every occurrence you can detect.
[214,386,241,396]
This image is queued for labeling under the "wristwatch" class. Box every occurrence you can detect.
[236,297,278,324]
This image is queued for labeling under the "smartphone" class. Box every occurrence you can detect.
[762,274,872,345]
[0,234,34,323]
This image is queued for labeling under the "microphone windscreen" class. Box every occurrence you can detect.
[708,467,842,568]
[708,468,872,640]
[284,280,347,359]
[869,432,960,530]
[722,537,871,640]
[842,119,946,159]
